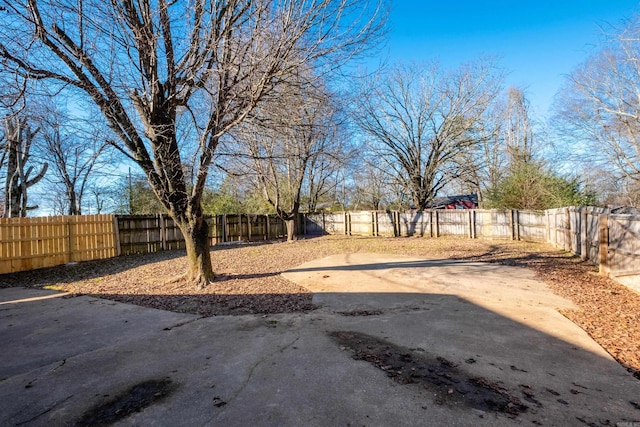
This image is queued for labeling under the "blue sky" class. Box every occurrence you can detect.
[385,0,640,118]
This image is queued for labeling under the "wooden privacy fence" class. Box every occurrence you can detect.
[116,214,288,255]
[546,207,640,280]
[0,213,288,273]
[0,214,116,274]
[606,214,640,278]
[1,208,639,281]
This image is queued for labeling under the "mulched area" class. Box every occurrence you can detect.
[1,235,638,378]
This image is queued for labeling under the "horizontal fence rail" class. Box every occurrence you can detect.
[0,208,639,285]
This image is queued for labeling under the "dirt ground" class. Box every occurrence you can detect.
[1,235,638,380]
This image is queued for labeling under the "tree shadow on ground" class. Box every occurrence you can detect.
[450,243,592,272]
[93,292,315,316]
[0,239,287,288]
[0,250,184,288]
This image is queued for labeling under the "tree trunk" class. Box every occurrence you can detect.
[285,218,297,242]
[179,214,215,289]
[68,189,79,215]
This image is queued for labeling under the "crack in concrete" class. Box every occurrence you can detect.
[15,394,74,425]
[201,334,301,426]
[162,316,205,331]
[22,358,67,391]
[51,358,66,373]
[333,305,432,317]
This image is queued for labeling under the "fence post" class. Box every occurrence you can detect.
[113,215,122,256]
[434,210,439,238]
[265,214,270,240]
[222,214,227,243]
[509,210,514,240]
[343,212,348,236]
[469,210,475,239]
[580,208,588,260]
[211,215,217,244]
[371,211,376,237]
[599,214,609,276]
[159,214,166,251]
[564,208,571,252]
[545,210,550,244]
[303,213,307,236]
[427,210,432,238]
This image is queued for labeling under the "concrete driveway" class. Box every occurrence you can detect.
[1,253,639,426]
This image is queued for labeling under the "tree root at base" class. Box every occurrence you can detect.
[164,271,215,290]
[164,272,189,285]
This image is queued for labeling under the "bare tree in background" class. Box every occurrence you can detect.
[304,137,347,213]
[352,59,504,209]
[466,87,533,206]
[502,87,537,165]
[226,76,343,241]
[2,115,48,217]
[554,16,640,205]
[0,0,385,286]
[353,165,386,210]
[41,115,109,215]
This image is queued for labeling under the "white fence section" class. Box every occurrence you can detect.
[304,209,545,241]
[303,207,640,288]
[474,210,511,239]
[518,210,547,241]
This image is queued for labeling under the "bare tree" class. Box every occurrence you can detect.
[554,16,640,205]
[348,155,393,210]
[0,0,385,286]
[227,77,343,241]
[352,59,504,209]
[463,87,533,206]
[304,139,347,213]
[2,115,48,217]
[503,87,535,164]
[41,118,109,215]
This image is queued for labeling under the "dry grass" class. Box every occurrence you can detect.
[1,235,638,378]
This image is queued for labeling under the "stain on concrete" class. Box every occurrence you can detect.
[330,331,528,417]
[75,378,176,426]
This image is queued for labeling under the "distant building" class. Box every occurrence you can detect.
[425,194,478,210]
[609,206,640,215]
